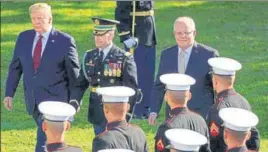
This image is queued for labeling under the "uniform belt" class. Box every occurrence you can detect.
[130,10,154,16]
[90,86,99,93]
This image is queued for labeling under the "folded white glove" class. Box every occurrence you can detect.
[123,37,138,48]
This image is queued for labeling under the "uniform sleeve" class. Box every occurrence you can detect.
[5,33,23,97]
[122,54,138,111]
[246,126,260,150]
[69,65,89,110]
[115,1,132,42]
[200,122,212,152]
[92,137,111,152]
[207,105,226,152]
[150,52,166,114]
[154,124,170,152]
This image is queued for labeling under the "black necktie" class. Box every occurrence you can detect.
[99,51,104,62]
[96,51,104,71]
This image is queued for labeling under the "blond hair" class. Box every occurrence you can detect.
[174,16,196,31]
[29,3,52,17]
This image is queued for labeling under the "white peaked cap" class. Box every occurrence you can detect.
[165,129,207,151]
[208,57,242,76]
[160,73,196,91]
[98,149,134,152]
[96,86,135,103]
[38,101,76,122]
[219,108,259,132]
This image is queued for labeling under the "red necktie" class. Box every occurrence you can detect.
[33,35,42,70]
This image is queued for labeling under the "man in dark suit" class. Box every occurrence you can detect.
[92,86,148,152]
[148,16,219,125]
[39,101,82,152]
[2,3,80,152]
[70,17,138,135]
[115,1,157,118]
[207,57,260,152]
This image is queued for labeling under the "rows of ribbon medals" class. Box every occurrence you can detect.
[104,62,122,77]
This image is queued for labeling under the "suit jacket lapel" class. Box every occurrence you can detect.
[26,30,36,73]
[185,42,198,74]
[171,46,179,72]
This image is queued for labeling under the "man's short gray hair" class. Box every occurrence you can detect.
[173,16,196,31]
[29,3,52,17]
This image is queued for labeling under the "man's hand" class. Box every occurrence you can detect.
[148,112,158,125]
[123,37,138,49]
[3,97,13,110]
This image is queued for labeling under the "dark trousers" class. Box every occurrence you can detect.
[132,44,156,117]
[32,106,46,152]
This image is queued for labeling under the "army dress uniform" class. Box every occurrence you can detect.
[92,120,148,152]
[46,143,82,152]
[155,107,211,152]
[70,17,138,135]
[115,1,157,118]
[72,45,137,125]
[219,108,259,152]
[207,57,260,152]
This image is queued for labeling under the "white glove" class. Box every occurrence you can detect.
[123,37,138,48]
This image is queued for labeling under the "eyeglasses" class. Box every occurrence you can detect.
[174,31,194,37]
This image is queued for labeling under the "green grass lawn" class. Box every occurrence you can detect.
[1,1,268,152]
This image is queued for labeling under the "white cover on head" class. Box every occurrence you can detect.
[208,57,242,75]
[96,86,135,103]
[165,128,207,151]
[219,108,259,131]
[160,73,196,90]
[38,101,76,121]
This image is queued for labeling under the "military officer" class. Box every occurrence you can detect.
[165,129,208,152]
[70,17,138,135]
[154,73,211,152]
[219,108,259,152]
[207,57,260,152]
[92,86,148,152]
[115,1,157,118]
[38,101,82,152]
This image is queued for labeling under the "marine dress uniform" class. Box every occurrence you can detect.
[154,74,210,152]
[207,57,260,152]
[38,101,83,152]
[92,87,148,152]
[219,108,259,152]
[165,129,208,152]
